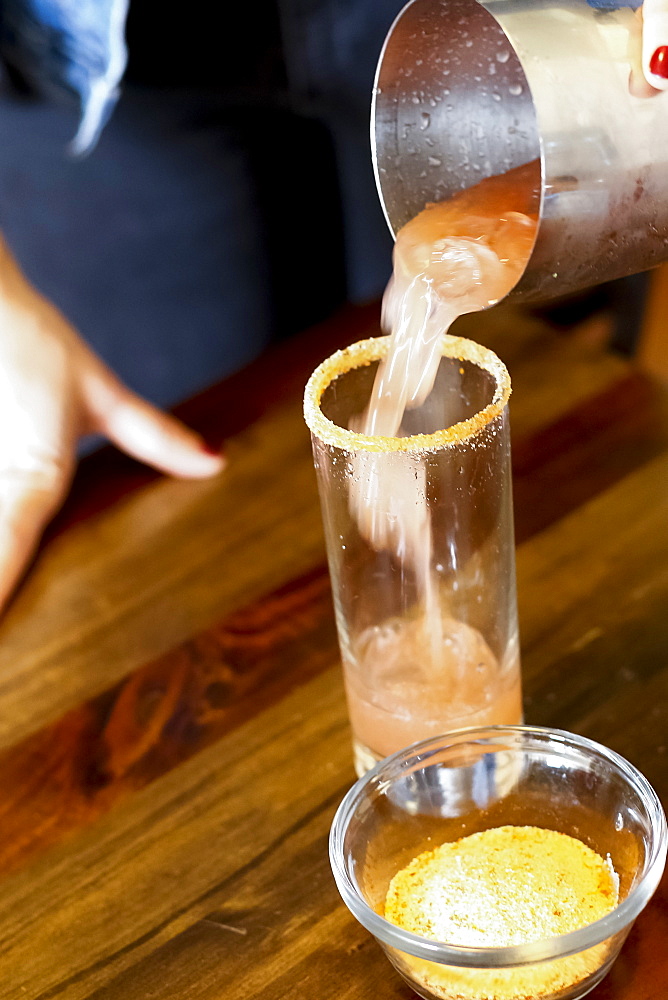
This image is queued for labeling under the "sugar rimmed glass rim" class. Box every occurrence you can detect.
[303,334,511,453]
[329,725,668,969]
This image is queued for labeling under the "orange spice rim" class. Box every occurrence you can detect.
[303,334,511,453]
[329,725,668,969]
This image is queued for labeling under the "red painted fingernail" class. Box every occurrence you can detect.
[200,439,224,458]
[649,46,668,79]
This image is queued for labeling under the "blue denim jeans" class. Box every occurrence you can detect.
[0,0,128,153]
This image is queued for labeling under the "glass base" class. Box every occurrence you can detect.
[353,726,527,811]
[353,738,383,777]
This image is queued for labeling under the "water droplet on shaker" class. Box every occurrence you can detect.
[496,49,510,63]
[420,112,431,130]
[492,92,502,102]
[411,95,420,104]
[509,83,523,96]
[428,156,442,167]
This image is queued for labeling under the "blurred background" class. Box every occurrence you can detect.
[0,0,664,416]
[0,0,404,409]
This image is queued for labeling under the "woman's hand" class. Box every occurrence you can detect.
[0,237,224,613]
[630,0,668,95]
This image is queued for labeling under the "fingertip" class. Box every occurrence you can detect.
[201,439,227,462]
[643,75,668,92]
[178,445,227,479]
[629,67,662,97]
[95,388,228,479]
[151,434,227,479]
[642,4,668,89]
[644,43,668,89]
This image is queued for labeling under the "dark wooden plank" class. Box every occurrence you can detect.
[0,566,336,879]
[6,360,665,885]
[0,669,353,1000]
[2,313,665,891]
[0,455,661,999]
[513,370,668,543]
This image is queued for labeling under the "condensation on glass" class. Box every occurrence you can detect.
[372,0,668,303]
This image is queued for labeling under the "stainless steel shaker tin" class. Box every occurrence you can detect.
[372,0,668,302]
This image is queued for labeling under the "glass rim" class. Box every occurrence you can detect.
[303,334,511,454]
[329,724,668,969]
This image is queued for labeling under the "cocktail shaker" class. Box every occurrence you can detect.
[372,0,668,302]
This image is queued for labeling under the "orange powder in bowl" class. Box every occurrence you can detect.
[384,825,619,1000]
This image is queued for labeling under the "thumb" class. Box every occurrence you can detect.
[643,0,668,87]
[82,360,225,480]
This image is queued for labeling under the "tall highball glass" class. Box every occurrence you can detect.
[304,335,522,775]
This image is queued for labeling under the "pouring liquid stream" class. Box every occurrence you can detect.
[347,163,539,760]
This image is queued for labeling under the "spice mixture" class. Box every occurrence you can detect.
[384,825,619,1000]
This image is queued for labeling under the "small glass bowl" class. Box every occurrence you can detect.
[329,725,667,1000]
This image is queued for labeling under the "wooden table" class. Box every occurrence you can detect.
[0,298,666,999]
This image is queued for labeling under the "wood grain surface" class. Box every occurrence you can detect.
[0,299,666,999]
